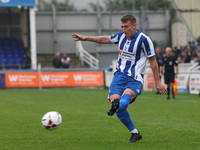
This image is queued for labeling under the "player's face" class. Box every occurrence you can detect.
[121,21,137,38]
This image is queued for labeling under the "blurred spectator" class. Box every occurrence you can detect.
[155,47,163,67]
[177,55,184,63]
[61,53,70,68]
[172,46,181,60]
[181,51,191,63]
[193,57,199,63]
[180,45,186,53]
[184,47,192,63]
[198,56,200,65]
[191,50,198,62]
[191,41,197,50]
[197,46,200,56]
[53,52,62,68]
[24,50,31,69]
[172,50,176,59]
[187,41,197,50]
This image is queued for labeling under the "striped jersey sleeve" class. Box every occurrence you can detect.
[142,36,155,58]
[109,31,124,44]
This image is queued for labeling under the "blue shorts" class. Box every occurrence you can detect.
[108,71,143,101]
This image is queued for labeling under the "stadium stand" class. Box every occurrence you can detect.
[0,37,26,69]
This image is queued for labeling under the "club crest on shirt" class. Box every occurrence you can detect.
[119,50,122,55]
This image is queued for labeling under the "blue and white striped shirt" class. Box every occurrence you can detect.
[109,30,155,84]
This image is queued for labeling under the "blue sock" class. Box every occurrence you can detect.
[118,94,131,111]
[116,109,135,131]
[116,94,135,131]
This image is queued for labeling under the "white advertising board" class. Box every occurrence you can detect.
[177,74,189,93]
[189,74,200,94]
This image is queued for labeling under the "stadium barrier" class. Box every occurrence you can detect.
[0,68,105,89]
[76,41,99,69]
[0,63,199,95]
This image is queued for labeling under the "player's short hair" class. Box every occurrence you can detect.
[121,14,136,24]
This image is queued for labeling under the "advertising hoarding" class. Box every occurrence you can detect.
[0,0,35,7]
[5,71,104,88]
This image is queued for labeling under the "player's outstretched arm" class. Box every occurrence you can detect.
[72,33,112,44]
[149,56,167,95]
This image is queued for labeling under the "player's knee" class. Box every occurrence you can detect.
[131,97,136,103]
[109,94,121,102]
[131,95,136,101]
[123,89,136,99]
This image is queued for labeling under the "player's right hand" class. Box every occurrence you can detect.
[72,33,87,41]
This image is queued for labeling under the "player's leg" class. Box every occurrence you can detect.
[116,78,143,143]
[107,94,121,116]
[107,72,124,116]
[107,73,142,142]
[116,89,142,143]
[117,89,137,131]
[116,108,142,143]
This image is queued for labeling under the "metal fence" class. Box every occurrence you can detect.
[36,10,171,54]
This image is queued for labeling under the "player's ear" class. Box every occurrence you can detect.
[133,23,137,29]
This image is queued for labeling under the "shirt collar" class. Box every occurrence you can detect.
[133,30,141,39]
[127,30,141,40]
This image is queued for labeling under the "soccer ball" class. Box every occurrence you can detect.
[41,111,62,130]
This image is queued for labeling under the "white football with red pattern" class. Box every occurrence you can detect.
[41,111,62,130]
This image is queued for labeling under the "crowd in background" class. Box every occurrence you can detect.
[172,41,200,64]
[157,41,200,65]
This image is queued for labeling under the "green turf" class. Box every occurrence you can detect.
[0,88,199,150]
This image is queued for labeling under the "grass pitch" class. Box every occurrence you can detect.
[0,88,199,150]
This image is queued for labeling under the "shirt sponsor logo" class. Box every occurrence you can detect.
[119,50,135,60]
